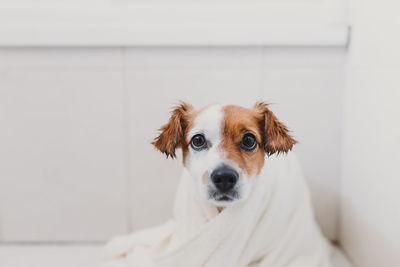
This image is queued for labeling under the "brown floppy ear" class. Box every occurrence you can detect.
[152,102,193,158]
[254,102,297,156]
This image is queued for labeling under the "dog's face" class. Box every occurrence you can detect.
[152,102,296,207]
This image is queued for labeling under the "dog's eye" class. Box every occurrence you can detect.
[240,133,257,151]
[190,134,207,150]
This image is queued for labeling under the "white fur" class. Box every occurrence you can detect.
[186,104,224,175]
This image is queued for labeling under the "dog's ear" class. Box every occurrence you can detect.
[152,102,193,158]
[254,102,297,156]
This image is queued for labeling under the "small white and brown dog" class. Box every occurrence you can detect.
[103,101,332,267]
[152,101,297,207]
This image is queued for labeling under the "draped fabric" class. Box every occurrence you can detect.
[102,152,332,267]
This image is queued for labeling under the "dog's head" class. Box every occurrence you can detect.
[152,102,296,206]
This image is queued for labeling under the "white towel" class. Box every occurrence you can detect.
[102,152,332,267]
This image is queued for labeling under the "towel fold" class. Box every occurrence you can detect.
[102,152,332,267]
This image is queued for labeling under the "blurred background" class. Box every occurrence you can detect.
[0,1,399,267]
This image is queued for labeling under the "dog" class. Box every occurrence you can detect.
[152,101,297,207]
[102,101,332,267]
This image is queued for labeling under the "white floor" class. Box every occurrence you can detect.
[0,243,352,267]
[0,244,102,267]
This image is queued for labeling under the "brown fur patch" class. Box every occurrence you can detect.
[202,171,209,184]
[152,102,205,165]
[152,102,194,160]
[253,102,297,155]
[221,103,297,175]
[221,105,266,176]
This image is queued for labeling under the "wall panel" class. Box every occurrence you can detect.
[0,49,128,241]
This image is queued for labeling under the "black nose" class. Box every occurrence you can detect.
[210,167,239,193]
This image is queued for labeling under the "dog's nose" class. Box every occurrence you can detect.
[210,167,239,193]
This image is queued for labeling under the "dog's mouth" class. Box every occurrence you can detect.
[208,189,239,203]
[217,195,232,201]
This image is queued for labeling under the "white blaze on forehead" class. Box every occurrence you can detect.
[186,104,225,181]
[187,104,224,142]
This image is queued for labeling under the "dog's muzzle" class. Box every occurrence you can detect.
[210,167,239,193]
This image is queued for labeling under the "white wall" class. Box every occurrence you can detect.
[0,49,129,241]
[339,0,400,266]
[0,47,345,242]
